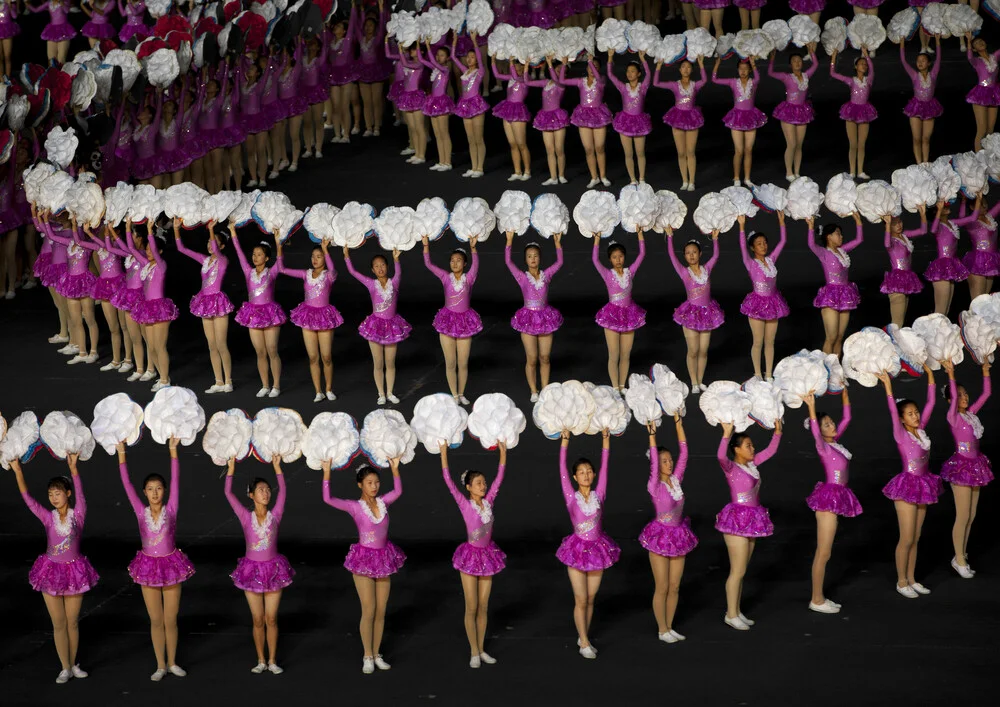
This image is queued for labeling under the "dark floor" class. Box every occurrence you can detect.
[2,9,1000,706]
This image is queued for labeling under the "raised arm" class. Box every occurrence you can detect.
[753,429,782,465]
[606,59,625,92]
[591,238,605,272]
[174,232,206,264]
[829,57,850,85]
[382,466,402,506]
[321,478,357,512]
[544,242,564,278]
[486,455,507,506]
[899,42,918,81]
[629,236,646,274]
[271,469,287,521]
[772,222,788,261]
[423,249,447,279]
[843,223,864,252]
[737,228,753,270]
[806,227,824,259]
[704,237,720,270]
[921,380,935,428]
[717,435,732,471]
[595,440,610,500]
[125,225,145,261]
[343,251,371,285]
[491,58,511,82]
[558,440,575,505]
[665,233,686,279]
[647,438,660,497]
[836,403,851,440]
[640,58,652,92]
[230,230,251,275]
[971,372,992,415]
[223,472,248,521]
[118,457,145,518]
[504,244,522,281]
[467,250,480,283]
[440,446,465,506]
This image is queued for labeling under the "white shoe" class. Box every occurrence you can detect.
[541,177,558,186]
[119,361,134,373]
[680,182,689,190]
[686,183,695,192]
[326,391,337,401]
[733,179,742,187]
[857,172,871,180]
[406,156,419,164]
[127,372,143,382]
[691,384,701,394]
[49,334,70,344]
[56,669,72,684]
[221,383,234,393]
[530,392,539,403]
[786,174,796,182]
[302,150,314,159]
[374,655,391,670]
[100,361,122,371]
[809,599,841,614]
[256,386,270,398]
[4,290,14,299]
[23,279,37,290]
[438,164,452,171]
[519,173,531,181]
[479,652,496,664]
[579,645,598,659]
[387,394,400,404]
[315,151,323,159]
[58,344,79,355]
[739,612,755,626]
[71,665,87,679]
[246,179,258,188]
[288,163,298,172]
[558,176,568,184]
[724,615,750,631]
[268,388,280,398]
[744,180,756,188]
[470,171,484,178]
[410,158,425,164]
[669,630,686,641]
[458,395,470,405]
[587,178,600,188]
[393,118,403,126]
[508,173,523,182]
[140,370,157,382]
[910,582,931,595]
[658,631,678,643]
[351,126,360,135]
[313,392,325,402]
[463,169,475,177]
[268,171,279,180]
[205,384,224,394]
[430,163,444,171]
[362,657,375,674]
[151,668,167,682]
[251,662,267,674]
[377,396,387,405]
[469,655,481,668]
[400,148,416,156]
[276,159,289,172]
[67,354,87,365]
[258,179,267,188]
[952,557,975,579]
[896,584,919,599]
[267,663,283,675]
[168,665,186,677]
[363,129,374,137]
[151,380,169,392]
[601,178,611,187]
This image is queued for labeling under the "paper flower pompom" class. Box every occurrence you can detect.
[146,0,172,17]
[532,380,596,438]
[825,354,846,394]
[494,190,532,236]
[733,29,775,59]
[625,373,662,427]
[651,363,689,417]
[626,20,661,54]
[332,201,375,248]
[617,184,659,233]
[202,409,253,466]
[911,313,964,370]
[251,408,307,463]
[466,0,495,36]
[44,126,78,169]
[203,191,243,225]
[143,386,206,445]
[885,323,930,376]
[721,186,758,218]
[684,27,716,60]
[652,190,687,232]
[574,190,621,237]
[583,383,631,435]
[743,378,784,430]
[41,411,95,461]
[487,23,516,60]
[373,205,418,251]
[145,47,181,88]
[653,34,687,64]
[530,193,570,238]
[252,191,303,242]
[449,197,496,243]
[855,180,902,223]
[23,162,57,206]
[65,175,105,229]
[359,409,418,468]
[90,393,143,455]
[824,173,857,217]
[715,33,736,58]
[789,15,821,48]
[930,155,961,202]
[969,292,1000,330]
[164,182,210,228]
[751,183,788,213]
[468,393,527,449]
[952,151,988,197]
[127,183,163,224]
[785,177,824,221]
[0,412,39,470]
[887,7,920,44]
[596,18,629,54]
[773,351,829,407]
[945,3,983,37]
[762,20,791,52]
[847,14,886,51]
[693,192,738,234]
[699,381,752,432]
[921,2,950,38]
[415,196,450,240]
[231,190,261,227]
[890,164,937,214]
[102,182,133,227]
[70,69,97,111]
[303,202,339,244]
[959,311,998,365]
[411,393,469,453]
[821,17,847,55]
[39,170,75,214]
[302,412,360,470]
[102,49,142,91]
[842,327,902,386]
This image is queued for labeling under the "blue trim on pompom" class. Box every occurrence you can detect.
[21,438,45,464]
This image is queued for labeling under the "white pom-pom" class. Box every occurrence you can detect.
[65,175,105,229]
[415,197,450,240]
[847,14,886,51]
[102,49,142,91]
[553,26,587,62]
[652,190,687,232]
[373,206,419,252]
[90,393,143,455]
[303,202,339,243]
[332,201,375,248]
[143,387,206,446]
[23,163,57,206]
[627,20,661,54]
[855,180,902,223]
[202,409,253,466]
[251,191,302,242]
[144,47,180,88]
[785,177,824,221]
[0,412,39,470]
[821,17,847,56]
[39,170,76,215]
[699,381,753,432]
[251,408,307,463]
[733,29,775,59]
[41,411,95,461]
[824,173,858,217]
[530,194,570,238]
[617,184,660,233]
[164,183,210,228]
[762,20,791,52]
[912,313,964,370]
[231,190,261,227]
[651,363,689,416]
[146,0,171,16]
[70,70,98,112]
[885,323,930,376]
[103,182,133,227]
[6,95,28,131]
[969,292,1000,330]
[494,190,532,236]
[716,33,736,58]
[450,197,495,242]
[653,34,687,64]
[773,350,829,407]
[945,3,983,37]
[930,155,961,202]
[411,393,469,453]
[959,311,998,365]
[720,186,759,218]
[693,192,738,234]
[466,0,495,36]
[743,378,784,430]
[127,183,163,224]
[583,383,632,435]
[468,393,527,449]
[891,164,937,214]
[202,191,243,225]
[887,8,920,44]
[596,18,629,54]
[842,327,902,386]
[359,409,418,468]
[625,373,663,427]
[751,183,788,213]
[952,151,988,197]
[487,23,516,60]
[532,381,596,438]
[573,190,621,237]
[789,15,821,48]
[45,127,79,170]
[684,27,717,60]
[302,412,360,470]
[921,2,950,38]
[825,354,846,394]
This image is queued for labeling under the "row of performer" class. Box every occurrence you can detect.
[5,357,991,680]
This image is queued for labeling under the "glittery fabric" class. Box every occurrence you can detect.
[81,20,117,39]
[328,64,360,86]
[967,84,1000,106]
[423,94,455,117]
[962,250,1000,277]
[739,292,790,320]
[41,22,77,42]
[230,554,295,592]
[358,62,391,84]
[663,106,704,130]
[111,287,144,312]
[395,89,427,112]
[452,541,507,576]
[56,271,97,299]
[714,503,774,538]
[41,262,67,288]
[806,482,863,517]
[493,100,533,123]
[33,252,52,279]
[595,302,646,332]
[789,0,824,11]
[555,532,621,571]
[673,300,724,331]
[432,308,483,338]
[733,0,766,7]
[119,22,150,43]
[343,542,406,578]
[302,82,330,105]
[882,471,944,505]
[638,517,698,557]
[903,97,943,120]
[813,282,860,311]
[28,556,99,595]
[128,549,196,587]
[358,313,412,344]
[93,274,125,302]
[454,94,490,119]
[290,302,344,331]
[773,101,815,125]
[940,454,994,487]
[571,104,613,129]
[880,269,924,295]
[723,107,768,131]
[511,305,563,335]
[839,102,878,123]
[131,297,180,325]
[235,301,287,329]
[612,111,652,137]
[190,290,235,318]
[693,0,729,7]
[533,108,570,131]
[847,0,884,7]
[923,256,969,282]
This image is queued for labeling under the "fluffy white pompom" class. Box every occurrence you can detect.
[450,197,496,242]
[415,197,450,240]
[41,411,95,461]
[959,311,998,365]
[720,186,758,218]
[70,70,97,112]
[716,33,736,58]
[743,378,784,430]
[102,49,142,91]
[145,48,180,89]
[651,363,689,416]
[885,323,930,376]
[164,183,210,228]
[855,180,902,223]
[533,381,596,438]
[487,23,516,60]
[90,393,143,455]
[890,164,937,214]
[203,191,243,225]
[824,173,857,217]
[65,175,105,229]
[251,408,307,463]
[653,190,687,232]
[24,163,57,206]
[733,29,775,59]
[969,292,1000,330]
[39,170,75,215]
[466,0,495,36]
[0,412,39,470]
[127,183,163,224]
[45,126,78,169]
[303,202,339,243]
[825,354,846,394]
[751,183,788,213]
[494,190,532,236]
[762,20,791,52]
[146,0,171,16]
[359,409,418,468]
[773,351,829,407]
[624,373,662,427]
[785,177,824,220]
[952,152,988,197]
[143,387,206,446]
[468,393,527,449]
[5,95,28,131]
[252,191,303,242]
[574,190,621,237]
[389,11,419,47]
[617,184,659,233]
[202,409,253,466]
[416,7,450,43]
[983,133,1000,163]
[103,182,133,227]
[332,201,375,248]
[887,8,920,44]
[921,2,950,38]
[411,393,469,453]
[842,327,902,386]
[372,206,418,251]
[583,383,631,435]
[912,313,964,370]
[684,27,716,60]
[627,21,661,54]
[231,190,261,227]
[699,381,753,432]
[653,34,687,64]
[789,15,821,47]
[821,17,847,55]
[945,3,983,36]
[847,14,886,51]
[531,194,570,238]
[552,26,587,61]
[596,18,629,54]
[930,156,961,202]
[302,412,360,470]
[977,147,1000,184]
[693,192,738,234]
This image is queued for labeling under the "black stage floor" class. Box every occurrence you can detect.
[2,11,1000,706]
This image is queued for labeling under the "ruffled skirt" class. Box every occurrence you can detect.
[454,94,490,119]
[82,21,117,39]
[40,261,67,288]
[33,252,52,280]
[534,108,570,131]
[962,250,1000,277]
[56,271,97,299]
[924,256,969,282]
[904,97,943,120]
[847,0,883,7]
[740,291,790,320]
[595,302,646,332]
[423,94,455,117]
[723,107,767,131]
[29,555,99,596]
[302,82,330,106]
[571,104,613,129]
[131,297,180,325]
[290,302,343,331]
[358,313,412,344]
[693,0,730,7]
[111,287,144,312]
[880,269,923,295]
[93,274,125,302]
[839,102,878,124]
[452,541,507,576]
[190,290,234,318]
[733,0,766,8]
[555,532,621,572]
[0,20,20,40]
[41,22,77,42]
[715,503,773,538]
[806,482,863,517]
[773,101,815,125]
[119,23,150,43]
[511,305,563,335]
[940,453,993,487]
[814,282,860,311]
[673,300,724,331]
[638,517,698,557]
[433,308,483,338]
[664,106,704,130]
[278,95,309,120]
[358,62,391,84]
[882,471,944,505]
[344,542,406,578]
[396,89,427,113]
[231,555,295,593]
[328,64,360,86]
[967,84,1000,107]
[242,110,273,136]
[128,549,196,587]
[789,0,825,11]
[235,301,287,329]
[613,111,652,137]
[493,100,532,123]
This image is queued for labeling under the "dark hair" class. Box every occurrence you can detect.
[451,248,468,265]
[253,241,272,262]
[896,398,918,418]
[683,239,702,253]
[523,242,542,260]
[747,231,768,249]
[355,464,380,484]
[789,52,803,62]
[47,476,73,495]
[142,473,166,489]
[854,57,868,71]
[727,433,751,459]
[247,477,270,495]
[943,383,965,403]
[626,60,643,77]
[311,246,327,269]
[678,59,693,70]
[461,470,485,487]
[607,241,626,259]
[737,59,751,70]
[815,411,834,429]
[370,253,388,270]
[820,223,841,247]
[572,457,594,478]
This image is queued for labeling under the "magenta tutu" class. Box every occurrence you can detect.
[813,282,860,311]
[56,271,97,299]
[29,556,100,595]
[962,250,1000,277]
[733,0,766,8]
[92,274,125,302]
[328,64,360,86]
[924,256,969,282]
[555,532,621,571]
[847,0,883,7]
[493,100,532,123]
[638,517,699,557]
[302,83,330,106]
[0,22,20,40]
[231,554,295,592]
[41,22,77,41]
[740,292,790,320]
[598,0,626,6]
[723,107,767,131]
[190,290,235,318]
[396,89,427,112]
[343,542,406,578]
[235,301,287,328]
[290,302,344,331]
[673,300,724,331]
[452,541,507,576]
[131,297,179,325]
[882,471,943,505]
[387,80,403,103]
[511,305,563,335]
[773,101,815,125]
[967,84,1000,107]
[119,24,150,43]
[280,95,310,120]
[128,549,196,587]
[714,503,773,537]
[806,482,863,517]
[132,154,166,181]
[595,302,646,332]
[693,0,729,7]
[571,104,613,128]
[41,262,67,288]
[534,108,570,131]
[790,0,825,11]
[880,270,924,295]
[358,313,412,344]
[839,102,878,123]
[454,94,490,119]
[613,111,652,137]
[664,106,704,130]
[111,287,144,312]
[241,110,273,136]
[423,94,455,117]
[433,308,483,338]
[358,63,392,83]
[82,21,117,39]
[33,252,52,280]
[940,454,993,487]
[904,97,943,120]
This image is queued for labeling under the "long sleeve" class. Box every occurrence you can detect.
[174,238,206,265]
[754,432,782,465]
[806,227,824,259]
[467,251,479,283]
[717,437,731,471]
[382,473,402,506]
[224,474,248,522]
[343,254,372,287]
[951,209,980,228]
[836,405,851,439]
[167,457,180,517]
[867,56,875,84]
[843,224,865,252]
[595,447,610,501]
[988,200,1000,219]
[647,445,660,496]
[772,223,788,261]
[900,43,918,82]
[665,236,686,279]
[72,475,86,525]
[641,58,652,92]
[423,250,447,279]
[504,245,521,281]
[674,441,689,484]
[704,241,720,271]
[829,64,850,86]
[272,473,287,522]
[148,234,164,265]
[558,445,575,505]
[887,391,904,444]
[738,229,753,271]
[275,255,306,280]
[809,418,826,455]
[118,462,145,517]
[921,382,935,428]
[125,228,145,261]
[947,378,960,426]
[629,238,646,275]
[970,377,992,415]
[486,462,506,505]
[441,466,465,506]
[651,69,670,90]
[544,246,564,278]
[492,61,511,82]
[904,222,928,239]
[591,240,604,273]
[20,490,50,525]
[321,480,357,513]
[231,232,251,275]
[606,61,625,92]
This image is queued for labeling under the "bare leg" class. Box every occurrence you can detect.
[318,329,334,393]
[620,135,636,183]
[538,333,554,388]
[931,280,954,315]
[811,512,838,605]
[618,331,635,388]
[634,136,647,182]
[856,123,869,175]
[731,130,744,182]
[763,320,778,379]
[793,124,807,175]
[514,122,531,175]
[893,500,917,587]
[951,484,973,566]
[649,552,669,634]
[580,127,598,180]
[682,327,700,386]
[672,128,689,183]
[372,577,391,657]
[264,326,281,390]
[263,591,282,664]
[245,592,266,664]
[249,328,270,388]
[521,332,539,394]
[503,120,522,175]
[697,331,711,384]
[742,130,756,182]
[906,504,928,585]
[748,317,765,379]
[162,584,182,666]
[845,121,858,176]
[820,307,839,354]
[604,328,621,389]
[42,593,72,670]
[203,318,224,385]
[100,300,122,364]
[440,334,459,396]
[384,344,398,397]
[666,556,685,631]
[595,127,608,179]
[888,292,908,327]
[460,571,481,656]
[909,116,923,164]
[781,121,796,176]
[303,329,321,394]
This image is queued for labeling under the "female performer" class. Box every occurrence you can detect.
[77,224,130,374]
[712,56,766,187]
[322,460,405,674]
[492,56,533,181]
[28,0,76,64]
[695,0,728,37]
[118,439,195,680]
[300,35,330,159]
[738,213,790,381]
[769,50,817,181]
[127,224,178,392]
[419,40,455,172]
[356,2,390,137]
[830,48,876,179]
[328,6,361,144]
[386,43,427,165]
[0,0,20,77]
[532,57,570,185]
[901,35,942,164]
[107,222,149,383]
[80,0,116,48]
[557,54,612,188]
[453,34,488,178]
[961,195,1000,300]
[925,198,978,315]
[653,57,706,191]
[966,34,1000,152]
[42,215,99,366]
[807,214,864,356]
[881,209,928,327]
[592,233,645,391]
[607,51,652,185]
[119,0,150,43]
[439,443,507,667]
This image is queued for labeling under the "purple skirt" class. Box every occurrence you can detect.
[773,101,815,125]
[512,305,563,335]
[387,80,404,103]
[598,0,626,6]
[82,21,117,39]
[128,549,196,587]
[242,110,273,136]
[904,97,943,120]
[235,302,287,329]
[29,556,99,596]
[555,532,621,572]
[962,250,1000,277]
[358,62,391,84]
[664,106,704,131]
[231,555,295,593]
[940,453,993,487]
[328,64,359,86]
[839,102,878,124]
[190,290,234,318]
[454,94,490,119]
[613,111,652,137]
[723,107,767,131]
[733,0,766,8]
[494,100,532,123]
[673,300,724,331]
[344,542,406,578]
[806,482,863,517]
[814,282,860,311]
[924,256,969,282]
[302,82,330,106]
[0,21,21,40]
[131,297,180,325]
[34,253,52,280]
[534,108,570,131]
[119,24,150,43]
[279,95,310,120]
[41,262,67,288]
[41,22,77,42]
[396,89,427,113]
[638,517,699,558]
[880,269,923,295]
[693,0,730,7]
[715,503,774,538]
[433,308,483,338]
[596,302,646,332]
[111,287,144,312]
[908,0,936,4]
[93,274,125,302]
[132,154,167,181]
[740,292,790,320]
[423,94,455,117]
[847,0,884,6]
[290,302,344,331]
[358,313,412,345]
[882,471,943,505]
[790,0,825,11]
[56,271,97,299]
[571,104,613,129]
[452,541,507,576]
[967,84,1000,107]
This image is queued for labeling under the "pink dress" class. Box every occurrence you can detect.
[530,67,569,131]
[653,73,706,130]
[555,445,621,571]
[388,47,426,112]
[962,203,1000,277]
[738,225,790,320]
[831,60,877,123]
[356,8,390,83]
[593,239,646,332]
[505,245,563,335]
[882,384,943,504]
[769,55,817,125]
[0,0,21,40]
[278,252,344,331]
[75,235,125,303]
[714,433,781,538]
[492,63,533,123]
[322,477,406,578]
[118,0,150,43]
[419,46,456,117]
[712,67,767,131]
[32,0,77,42]
[120,459,196,587]
[667,235,723,331]
[45,225,97,299]
[442,464,507,576]
[558,61,612,129]
[424,250,483,338]
[107,236,146,312]
[638,442,699,557]
[807,225,863,311]
[790,0,824,12]
[126,232,179,325]
[923,208,978,282]
[327,7,360,85]
[608,59,653,137]
[901,44,943,120]
[451,44,489,119]
[344,256,412,345]
[940,378,993,487]
[82,0,117,40]
[880,225,928,295]
[175,237,235,318]
[225,474,295,592]
[966,46,1000,106]
[806,409,863,517]
[232,233,287,329]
